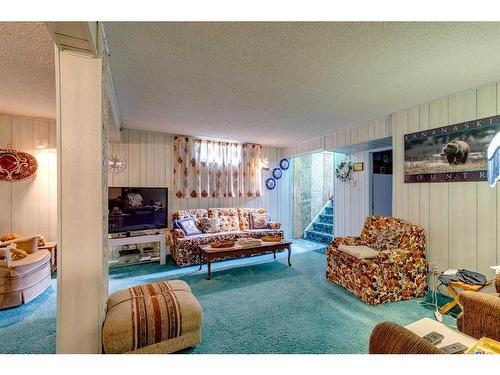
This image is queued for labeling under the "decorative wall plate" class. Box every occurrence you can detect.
[265,177,276,190]
[0,149,38,182]
[272,167,282,179]
[279,158,289,170]
[108,155,127,174]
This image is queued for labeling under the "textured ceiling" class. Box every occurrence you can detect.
[0,22,55,119]
[104,22,500,147]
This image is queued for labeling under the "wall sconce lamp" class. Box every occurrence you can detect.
[261,157,270,171]
[35,140,48,149]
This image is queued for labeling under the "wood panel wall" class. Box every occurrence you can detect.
[334,151,370,237]
[393,83,500,278]
[0,114,57,241]
[284,115,392,157]
[109,129,293,239]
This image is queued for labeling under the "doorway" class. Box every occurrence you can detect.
[370,149,393,216]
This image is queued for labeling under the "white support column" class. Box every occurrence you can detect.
[55,46,108,353]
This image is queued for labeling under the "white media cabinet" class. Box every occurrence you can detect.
[108,230,167,266]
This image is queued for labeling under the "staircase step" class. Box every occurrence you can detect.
[319,214,334,224]
[324,207,334,216]
[312,222,334,234]
[305,230,333,244]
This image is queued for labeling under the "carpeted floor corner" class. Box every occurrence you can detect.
[0,239,455,354]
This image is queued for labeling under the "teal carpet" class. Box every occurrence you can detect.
[0,239,454,354]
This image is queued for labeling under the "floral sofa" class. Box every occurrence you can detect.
[170,208,283,267]
[326,216,427,305]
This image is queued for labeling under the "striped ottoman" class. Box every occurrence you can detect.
[102,280,203,354]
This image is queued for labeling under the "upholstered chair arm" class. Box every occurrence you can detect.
[2,236,38,254]
[332,236,365,248]
[170,229,185,240]
[369,322,442,354]
[457,291,500,341]
[0,246,13,268]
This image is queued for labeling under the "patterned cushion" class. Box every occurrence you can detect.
[198,217,221,233]
[103,280,202,354]
[371,227,406,251]
[238,208,266,230]
[360,216,410,244]
[209,208,240,232]
[250,212,268,229]
[177,218,202,236]
[172,209,208,221]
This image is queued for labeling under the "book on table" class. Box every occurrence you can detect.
[237,238,262,247]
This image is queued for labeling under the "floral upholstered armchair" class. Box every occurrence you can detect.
[326,216,427,305]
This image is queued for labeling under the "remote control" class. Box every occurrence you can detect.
[440,342,468,354]
[422,331,444,345]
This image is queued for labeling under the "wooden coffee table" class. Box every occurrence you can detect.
[198,240,292,280]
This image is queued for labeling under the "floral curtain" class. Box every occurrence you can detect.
[173,136,262,198]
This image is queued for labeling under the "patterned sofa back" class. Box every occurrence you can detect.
[172,209,208,221]
[171,207,268,232]
[360,216,426,255]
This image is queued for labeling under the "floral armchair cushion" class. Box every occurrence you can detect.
[371,227,406,251]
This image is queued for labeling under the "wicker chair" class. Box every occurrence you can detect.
[456,291,500,341]
[369,322,441,354]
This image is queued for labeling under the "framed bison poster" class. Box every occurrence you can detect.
[404,115,500,183]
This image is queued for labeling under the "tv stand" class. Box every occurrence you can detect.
[108,230,167,265]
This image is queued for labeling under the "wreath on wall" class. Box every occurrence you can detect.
[335,158,353,182]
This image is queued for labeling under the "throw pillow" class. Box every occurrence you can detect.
[198,217,221,233]
[371,227,406,251]
[250,213,269,229]
[338,244,378,259]
[177,217,202,236]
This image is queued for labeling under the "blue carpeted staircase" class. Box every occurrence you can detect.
[304,200,334,244]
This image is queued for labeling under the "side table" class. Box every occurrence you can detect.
[405,317,478,351]
[438,280,494,315]
[39,241,57,272]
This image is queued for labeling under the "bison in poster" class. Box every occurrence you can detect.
[404,116,500,183]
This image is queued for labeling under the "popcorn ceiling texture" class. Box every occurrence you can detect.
[4,22,500,147]
[104,22,500,147]
[0,22,55,119]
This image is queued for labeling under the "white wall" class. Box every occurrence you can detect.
[333,152,370,237]
[0,114,57,241]
[109,129,293,238]
[393,83,500,279]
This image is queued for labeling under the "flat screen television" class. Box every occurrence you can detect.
[108,187,168,233]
